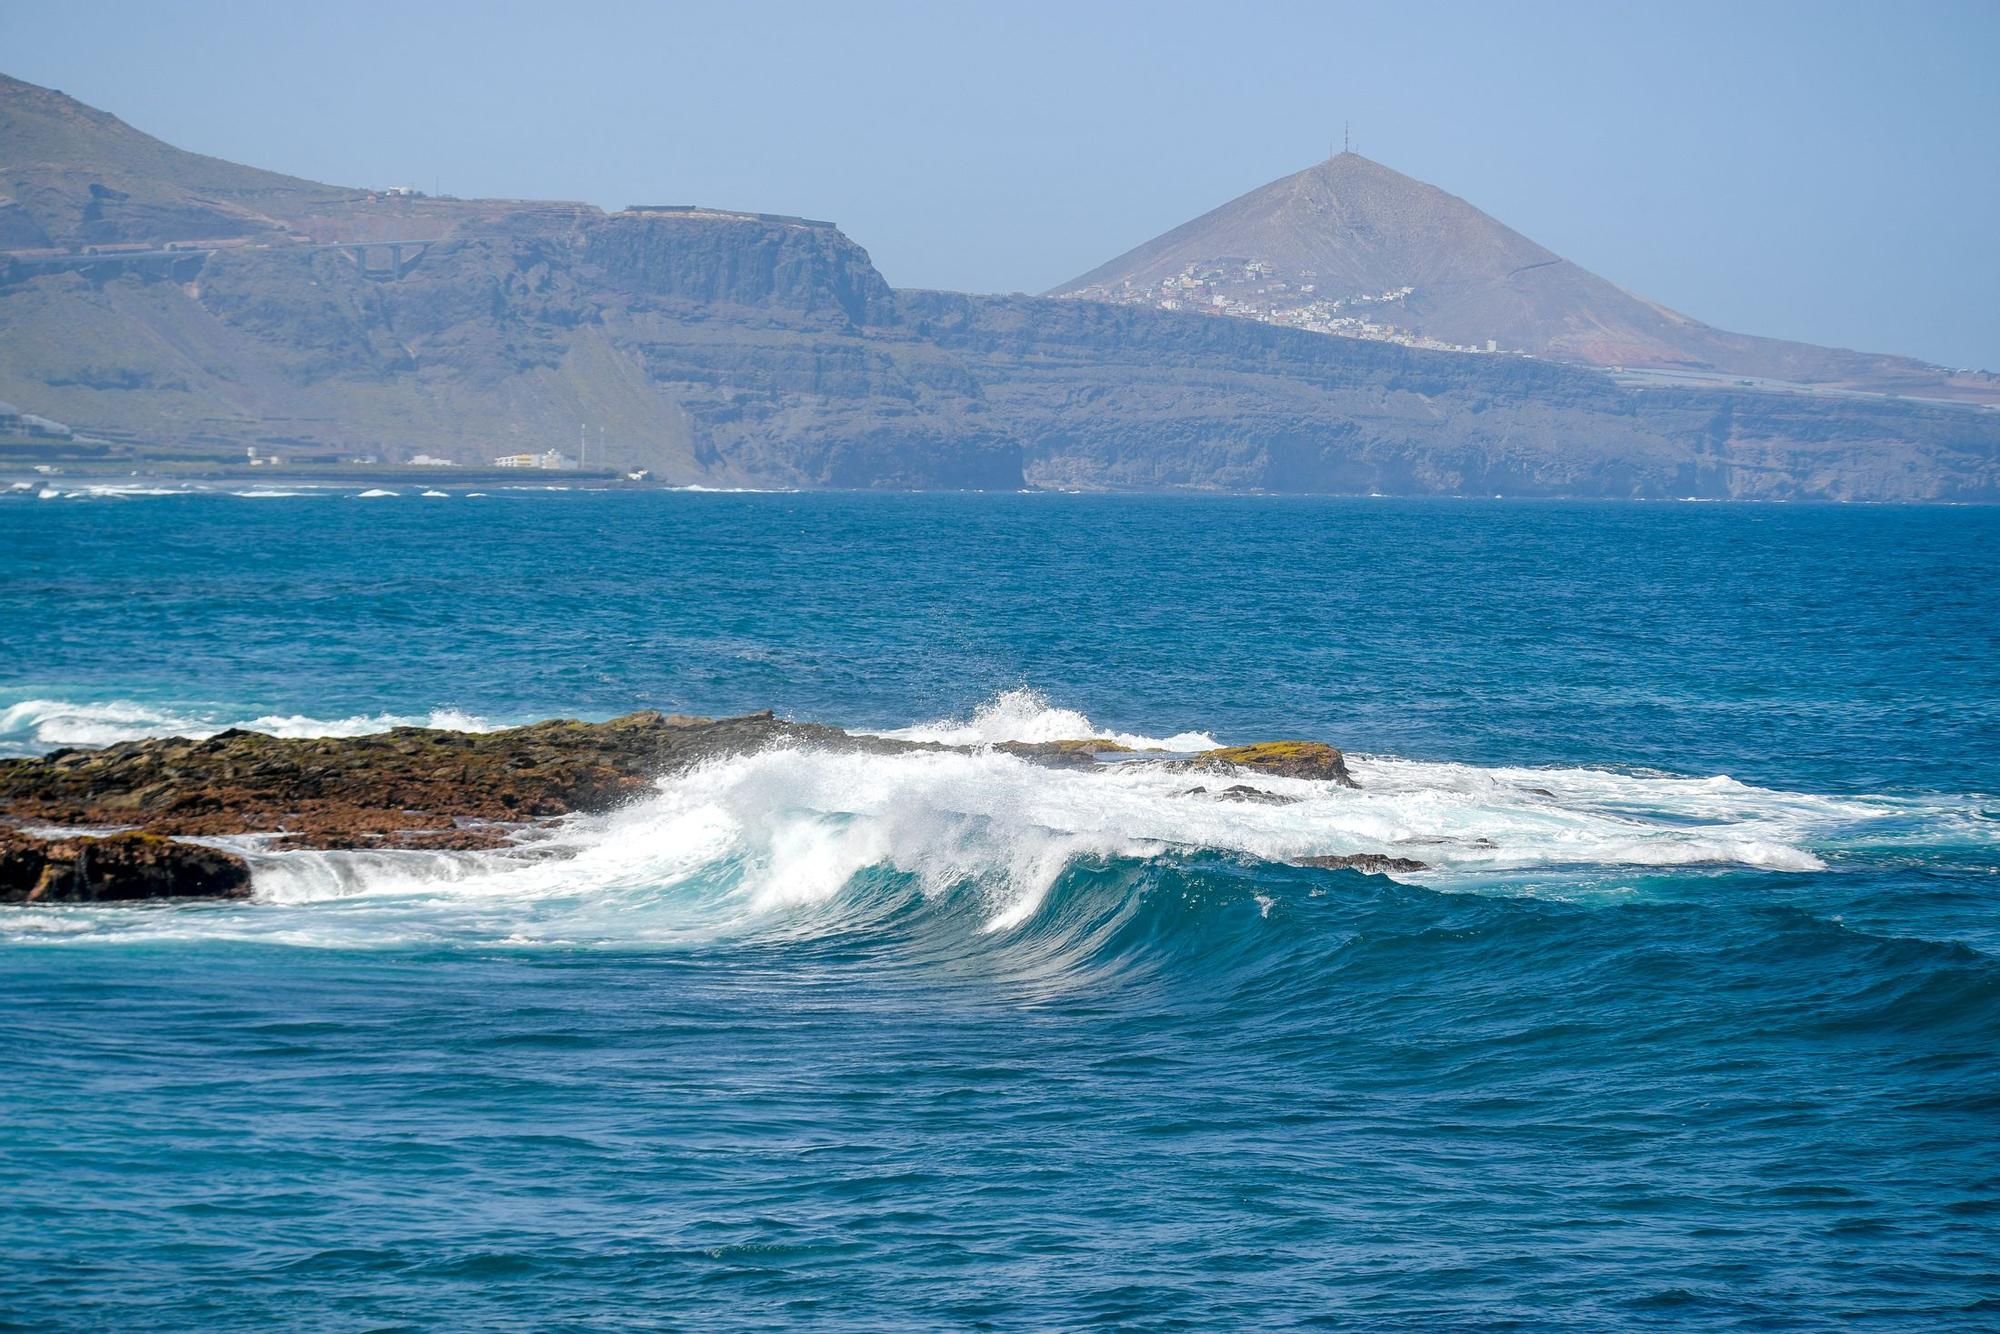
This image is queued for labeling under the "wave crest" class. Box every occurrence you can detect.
[871,687,1219,752]
[10,689,1983,955]
[30,739,1880,951]
[0,697,495,754]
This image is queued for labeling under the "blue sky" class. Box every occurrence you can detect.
[5,0,1996,369]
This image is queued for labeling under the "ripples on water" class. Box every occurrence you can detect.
[1,493,1996,1328]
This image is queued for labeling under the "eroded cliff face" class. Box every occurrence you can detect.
[581,213,896,327]
[0,208,1992,499]
[0,210,1020,487]
[571,215,1018,487]
[3,70,1993,496]
[901,292,1999,500]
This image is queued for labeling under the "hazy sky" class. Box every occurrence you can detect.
[6,0,1997,369]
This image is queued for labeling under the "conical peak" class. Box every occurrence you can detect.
[1273,152,1442,225]
[1298,150,1418,188]
[1054,144,1549,301]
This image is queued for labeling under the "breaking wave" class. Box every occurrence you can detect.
[6,688,1990,955]
[11,693,1988,953]
[871,687,1220,751]
[0,697,495,754]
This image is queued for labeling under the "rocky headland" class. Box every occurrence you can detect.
[2,73,1994,501]
[0,711,1374,902]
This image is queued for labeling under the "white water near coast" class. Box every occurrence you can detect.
[9,689,1987,951]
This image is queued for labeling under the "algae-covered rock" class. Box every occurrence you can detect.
[1197,741,1357,787]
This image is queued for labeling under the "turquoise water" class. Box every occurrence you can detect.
[2,491,1997,1329]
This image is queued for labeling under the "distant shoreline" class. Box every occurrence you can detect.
[7,475,1998,505]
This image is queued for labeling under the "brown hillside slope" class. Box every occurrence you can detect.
[1058,153,1996,401]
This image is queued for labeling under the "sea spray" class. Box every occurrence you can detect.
[13,730,1953,951]
[0,698,497,754]
[870,687,1221,752]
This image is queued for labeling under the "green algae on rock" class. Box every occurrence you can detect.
[1196,741,1356,787]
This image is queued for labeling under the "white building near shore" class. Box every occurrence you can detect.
[493,450,579,471]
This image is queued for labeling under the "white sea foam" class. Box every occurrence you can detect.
[5,690,1985,950]
[872,687,1220,752]
[355,489,398,498]
[41,738,1925,949]
[0,698,496,752]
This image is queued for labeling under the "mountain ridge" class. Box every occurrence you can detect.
[1,73,1994,501]
[0,71,353,249]
[1056,152,1995,401]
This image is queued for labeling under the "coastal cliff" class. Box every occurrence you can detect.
[6,224,1993,498]
[905,291,2000,499]
[1,73,1995,499]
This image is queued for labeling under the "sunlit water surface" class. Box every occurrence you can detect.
[2,492,1996,1329]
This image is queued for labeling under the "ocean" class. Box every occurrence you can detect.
[2,489,1996,1329]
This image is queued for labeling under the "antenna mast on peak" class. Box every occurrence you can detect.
[1344,122,1351,154]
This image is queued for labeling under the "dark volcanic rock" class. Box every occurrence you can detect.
[0,829,251,902]
[1292,853,1429,875]
[994,738,1136,768]
[0,715,1363,847]
[1181,784,1303,805]
[0,710,877,848]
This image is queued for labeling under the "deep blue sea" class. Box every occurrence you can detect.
[2,489,1997,1330]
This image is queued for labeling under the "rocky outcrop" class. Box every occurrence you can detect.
[0,828,251,902]
[0,710,1388,899]
[1292,853,1429,874]
[993,738,1136,768]
[0,711,869,849]
[1195,742,1357,787]
[0,711,1362,846]
[1185,784,1302,806]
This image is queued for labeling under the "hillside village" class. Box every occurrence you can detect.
[1058,259,1509,356]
